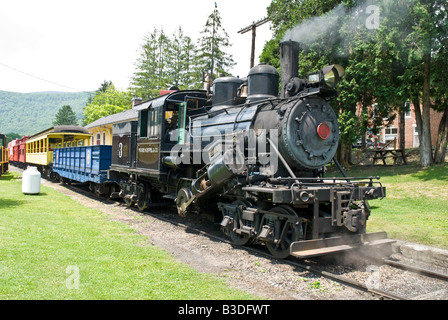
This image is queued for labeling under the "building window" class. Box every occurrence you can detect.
[413,125,419,148]
[384,127,398,143]
[405,102,411,118]
[96,133,101,145]
[103,132,106,145]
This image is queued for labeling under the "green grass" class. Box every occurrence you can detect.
[334,163,448,249]
[2,162,447,299]
[0,172,255,300]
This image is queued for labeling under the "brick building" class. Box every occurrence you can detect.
[374,102,443,149]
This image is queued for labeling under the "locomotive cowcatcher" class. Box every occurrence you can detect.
[109,40,393,258]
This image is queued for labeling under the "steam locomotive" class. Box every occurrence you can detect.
[108,40,393,259]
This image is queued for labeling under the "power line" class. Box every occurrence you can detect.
[0,61,90,93]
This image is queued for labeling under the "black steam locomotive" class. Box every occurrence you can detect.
[109,41,392,258]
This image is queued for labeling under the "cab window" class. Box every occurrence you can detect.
[148,107,161,139]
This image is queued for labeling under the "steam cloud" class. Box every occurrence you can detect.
[282,4,348,45]
[281,0,395,56]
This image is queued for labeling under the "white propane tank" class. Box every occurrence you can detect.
[22,167,41,195]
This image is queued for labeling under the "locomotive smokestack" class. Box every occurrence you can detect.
[280,40,300,98]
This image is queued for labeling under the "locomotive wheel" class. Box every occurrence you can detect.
[265,205,300,259]
[124,197,135,208]
[136,183,150,212]
[229,200,254,246]
[176,188,194,217]
[230,227,253,246]
[91,183,103,198]
[137,193,148,212]
[137,198,148,211]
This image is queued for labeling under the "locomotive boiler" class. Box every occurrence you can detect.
[109,40,393,258]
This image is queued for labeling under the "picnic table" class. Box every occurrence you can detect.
[372,148,408,165]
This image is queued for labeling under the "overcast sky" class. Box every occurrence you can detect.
[0,0,273,93]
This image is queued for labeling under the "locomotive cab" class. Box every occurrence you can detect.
[110,90,210,210]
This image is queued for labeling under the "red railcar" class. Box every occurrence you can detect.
[10,136,29,168]
[17,136,29,167]
[8,139,16,163]
[11,140,19,163]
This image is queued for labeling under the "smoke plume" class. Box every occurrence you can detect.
[281,0,397,57]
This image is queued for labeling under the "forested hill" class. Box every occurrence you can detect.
[0,90,92,136]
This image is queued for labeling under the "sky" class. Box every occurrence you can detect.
[0,0,273,93]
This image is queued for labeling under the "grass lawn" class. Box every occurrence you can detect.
[0,172,255,300]
[1,161,446,299]
[335,162,448,250]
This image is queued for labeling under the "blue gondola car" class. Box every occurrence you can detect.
[53,145,118,196]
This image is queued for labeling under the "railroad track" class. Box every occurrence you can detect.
[135,208,448,300]
[116,201,448,300]
[41,176,448,300]
[382,258,448,282]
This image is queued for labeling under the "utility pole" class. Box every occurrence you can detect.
[238,17,270,69]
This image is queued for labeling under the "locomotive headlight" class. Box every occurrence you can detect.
[308,64,345,89]
[321,64,345,89]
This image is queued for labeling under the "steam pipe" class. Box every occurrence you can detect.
[267,137,298,182]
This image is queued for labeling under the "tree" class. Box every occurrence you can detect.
[403,0,448,166]
[180,35,201,89]
[262,0,373,165]
[86,80,114,104]
[131,27,165,100]
[263,0,448,166]
[5,132,21,144]
[196,2,235,80]
[166,27,200,89]
[432,35,448,163]
[53,105,78,126]
[406,0,435,166]
[130,4,236,98]
[83,83,133,125]
[131,27,201,99]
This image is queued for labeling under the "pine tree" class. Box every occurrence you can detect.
[180,35,200,89]
[196,2,235,81]
[156,28,170,90]
[131,27,164,99]
[53,105,78,126]
[167,27,199,89]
